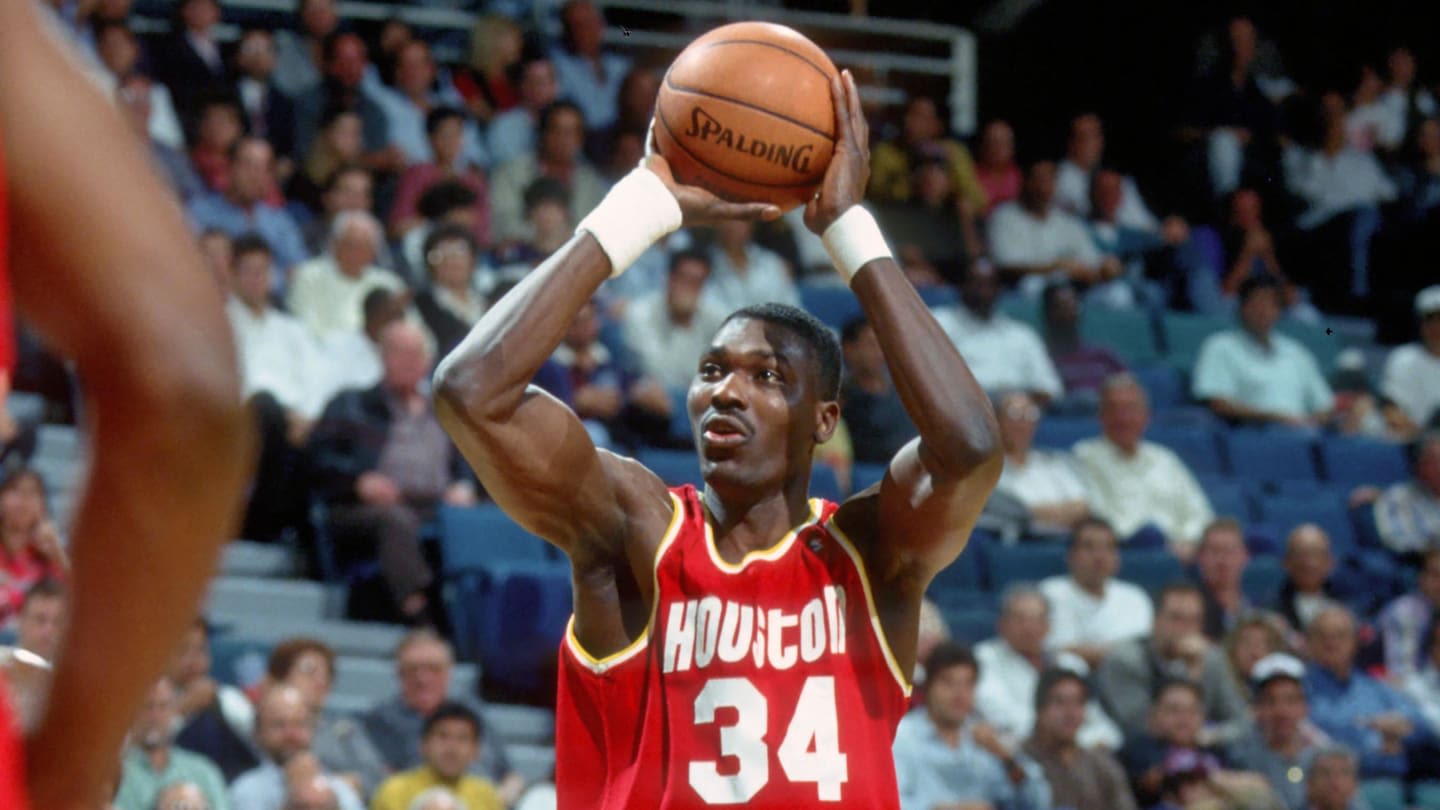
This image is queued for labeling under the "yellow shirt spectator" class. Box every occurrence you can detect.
[370,766,504,810]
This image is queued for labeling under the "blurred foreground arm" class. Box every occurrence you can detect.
[0,3,252,807]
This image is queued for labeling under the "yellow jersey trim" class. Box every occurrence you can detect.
[702,498,823,574]
[825,517,914,697]
[564,490,686,674]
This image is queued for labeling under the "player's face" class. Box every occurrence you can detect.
[421,718,480,780]
[925,662,975,728]
[688,319,834,491]
[1254,679,1306,744]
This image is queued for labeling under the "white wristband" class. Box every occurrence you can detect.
[821,205,892,284]
[576,167,682,277]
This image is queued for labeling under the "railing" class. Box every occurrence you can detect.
[132,0,976,133]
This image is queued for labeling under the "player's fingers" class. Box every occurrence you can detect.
[828,70,854,150]
[843,70,868,154]
[707,200,783,222]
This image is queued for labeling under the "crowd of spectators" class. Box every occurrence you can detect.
[2,1,1440,809]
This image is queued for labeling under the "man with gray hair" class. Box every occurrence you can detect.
[308,322,478,623]
[1302,604,1435,779]
[115,678,229,810]
[1302,747,1367,810]
[975,585,1123,749]
[287,210,406,343]
[1073,372,1214,559]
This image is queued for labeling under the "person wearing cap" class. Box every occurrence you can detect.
[1096,582,1251,746]
[1228,652,1335,810]
[1022,667,1137,810]
[1303,604,1435,779]
[1380,285,1440,437]
[1192,276,1334,428]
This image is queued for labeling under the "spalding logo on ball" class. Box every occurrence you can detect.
[655,21,840,212]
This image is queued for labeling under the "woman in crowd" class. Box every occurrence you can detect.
[414,224,487,361]
[0,468,66,625]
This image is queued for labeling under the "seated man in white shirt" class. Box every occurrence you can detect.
[987,158,1124,299]
[287,210,407,343]
[1074,373,1215,559]
[1380,285,1440,436]
[227,235,327,541]
[995,391,1092,535]
[975,585,1124,749]
[1057,113,1162,232]
[230,685,364,810]
[701,219,799,313]
[934,260,1064,405]
[1193,276,1334,427]
[621,250,728,391]
[1039,517,1155,670]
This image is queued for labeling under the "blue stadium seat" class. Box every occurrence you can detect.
[1359,779,1406,810]
[1132,364,1187,411]
[438,504,552,576]
[1222,429,1318,483]
[667,386,693,443]
[998,296,1042,330]
[1081,309,1161,365]
[1245,522,1285,558]
[929,530,992,597]
[1146,424,1227,476]
[918,285,959,309]
[1200,477,1254,522]
[985,543,1068,592]
[1255,493,1357,560]
[942,605,999,645]
[852,462,887,492]
[637,448,705,488]
[1412,780,1440,809]
[1242,556,1286,605]
[208,634,272,688]
[1120,550,1186,597]
[1160,312,1230,369]
[460,562,573,694]
[1277,321,1341,375]
[1318,437,1409,487]
[1033,417,1098,450]
[799,282,862,331]
[811,464,844,502]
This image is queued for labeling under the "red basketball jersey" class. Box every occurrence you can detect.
[0,128,30,810]
[555,485,911,808]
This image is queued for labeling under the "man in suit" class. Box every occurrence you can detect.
[153,0,235,124]
[235,27,297,162]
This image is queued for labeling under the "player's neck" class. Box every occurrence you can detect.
[702,485,813,561]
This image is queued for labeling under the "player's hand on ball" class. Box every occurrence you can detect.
[804,69,869,236]
[644,122,781,226]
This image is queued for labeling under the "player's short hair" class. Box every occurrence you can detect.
[924,642,977,681]
[1035,666,1088,711]
[425,106,466,137]
[721,303,842,400]
[1066,516,1116,550]
[266,637,337,682]
[232,233,273,263]
[422,700,483,739]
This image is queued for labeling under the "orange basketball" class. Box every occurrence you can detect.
[655,22,839,212]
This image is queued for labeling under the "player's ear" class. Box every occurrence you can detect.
[813,399,840,445]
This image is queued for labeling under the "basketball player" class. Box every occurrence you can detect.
[435,71,1001,807]
[0,1,253,807]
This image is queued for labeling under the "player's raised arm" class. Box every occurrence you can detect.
[820,72,1003,587]
[432,151,779,553]
[0,4,253,808]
